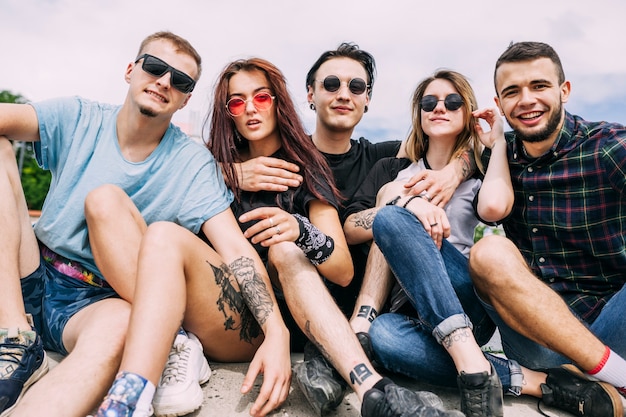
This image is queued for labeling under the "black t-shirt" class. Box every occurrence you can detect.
[320,138,401,222]
[232,148,338,263]
[320,138,402,315]
[343,157,412,220]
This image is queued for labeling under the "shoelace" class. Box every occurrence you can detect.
[536,399,556,417]
[538,383,585,417]
[463,393,489,417]
[159,342,191,386]
[0,341,25,378]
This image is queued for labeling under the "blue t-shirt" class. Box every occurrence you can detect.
[32,96,233,280]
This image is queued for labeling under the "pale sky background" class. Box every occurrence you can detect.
[2,0,625,142]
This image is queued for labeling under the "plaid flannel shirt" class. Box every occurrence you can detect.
[501,111,626,323]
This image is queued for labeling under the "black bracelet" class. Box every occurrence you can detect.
[386,196,401,206]
[402,195,422,208]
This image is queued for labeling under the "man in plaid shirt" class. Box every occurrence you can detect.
[471,41,626,417]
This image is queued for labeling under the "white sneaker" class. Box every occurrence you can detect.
[152,331,211,417]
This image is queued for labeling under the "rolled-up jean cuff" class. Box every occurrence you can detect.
[432,313,473,345]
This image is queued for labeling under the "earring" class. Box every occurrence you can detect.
[364,105,369,113]
[309,103,316,111]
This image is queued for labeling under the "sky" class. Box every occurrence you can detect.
[2,0,625,142]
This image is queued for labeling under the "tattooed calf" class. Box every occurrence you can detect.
[357,305,378,323]
[349,363,373,386]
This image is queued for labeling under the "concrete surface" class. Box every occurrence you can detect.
[47,348,577,417]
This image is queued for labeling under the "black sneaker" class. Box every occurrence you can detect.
[0,328,49,416]
[361,379,464,417]
[539,364,623,417]
[357,332,376,363]
[457,363,503,417]
[294,342,347,415]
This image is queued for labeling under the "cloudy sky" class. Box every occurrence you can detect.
[2,0,625,142]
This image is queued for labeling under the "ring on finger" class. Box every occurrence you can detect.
[421,191,432,202]
[430,222,438,227]
[275,226,281,235]
[268,217,274,227]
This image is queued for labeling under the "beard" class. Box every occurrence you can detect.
[512,103,563,143]
[139,106,158,118]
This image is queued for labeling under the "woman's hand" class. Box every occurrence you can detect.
[400,195,451,249]
[239,207,299,247]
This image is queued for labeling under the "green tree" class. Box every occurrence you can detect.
[1,89,51,210]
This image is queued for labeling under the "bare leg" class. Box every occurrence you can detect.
[349,244,394,334]
[0,138,39,328]
[271,242,380,400]
[13,298,131,417]
[469,235,606,371]
[119,222,260,385]
[84,184,147,301]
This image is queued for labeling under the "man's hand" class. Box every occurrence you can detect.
[236,157,303,192]
[473,107,505,149]
[403,164,462,208]
[241,329,292,417]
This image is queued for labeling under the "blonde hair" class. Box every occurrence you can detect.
[405,69,483,173]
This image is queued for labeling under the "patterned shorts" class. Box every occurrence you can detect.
[21,257,118,355]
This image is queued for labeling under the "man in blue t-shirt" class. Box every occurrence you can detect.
[0,32,290,417]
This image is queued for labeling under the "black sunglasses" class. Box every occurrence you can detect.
[135,54,196,94]
[420,94,464,112]
[317,75,369,95]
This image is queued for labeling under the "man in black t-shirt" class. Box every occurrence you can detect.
[236,43,470,417]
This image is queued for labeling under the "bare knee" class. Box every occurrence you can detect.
[469,235,517,293]
[84,184,130,222]
[268,242,311,284]
[0,137,20,173]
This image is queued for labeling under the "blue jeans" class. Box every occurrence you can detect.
[369,206,516,390]
[478,274,626,370]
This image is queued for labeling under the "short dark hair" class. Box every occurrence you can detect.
[494,41,565,92]
[306,42,376,98]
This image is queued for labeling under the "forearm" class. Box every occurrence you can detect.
[477,141,513,222]
[454,148,476,182]
[227,253,289,340]
[343,208,378,245]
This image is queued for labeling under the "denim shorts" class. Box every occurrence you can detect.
[21,257,118,355]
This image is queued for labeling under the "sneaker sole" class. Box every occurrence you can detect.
[0,353,50,417]
[561,364,624,417]
[153,360,211,417]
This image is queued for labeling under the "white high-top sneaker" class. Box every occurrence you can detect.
[152,330,211,417]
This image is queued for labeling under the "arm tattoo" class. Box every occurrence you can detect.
[210,261,261,343]
[357,305,378,323]
[457,149,476,181]
[350,209,377,231]
[228,256,274,327]
[442,328,471,349]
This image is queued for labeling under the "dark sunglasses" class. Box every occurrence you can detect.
[135,54,196,94]
[420,94,464,112]
[226,92,275,117]
[317,75,369,95]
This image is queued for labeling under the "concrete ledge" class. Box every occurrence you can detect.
[46,351,571,416]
